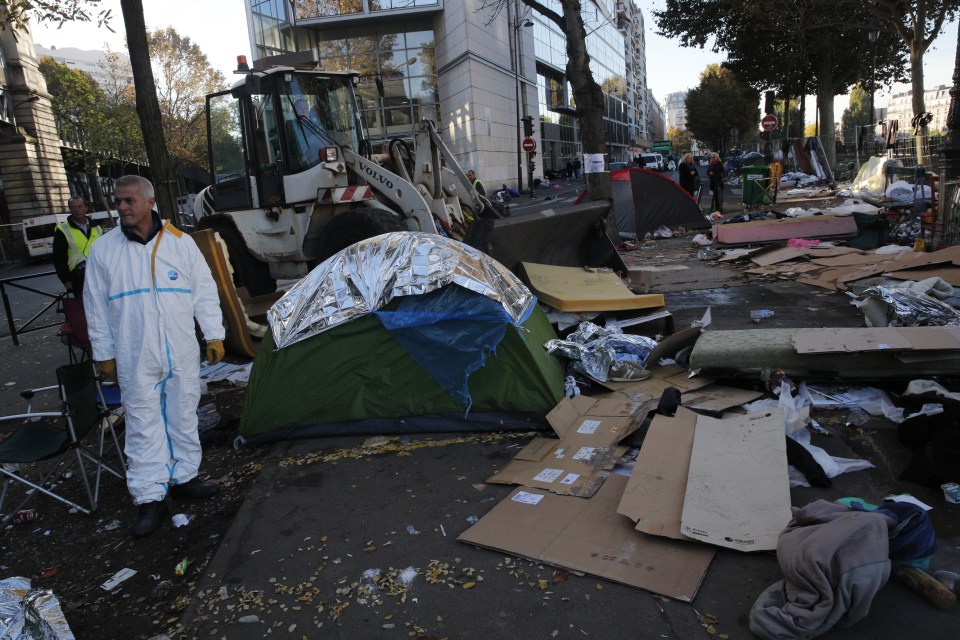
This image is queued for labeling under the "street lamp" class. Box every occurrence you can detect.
[509,0,534,195]
[867,18,881,153]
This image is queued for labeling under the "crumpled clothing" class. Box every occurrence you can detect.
[749,501,893,640]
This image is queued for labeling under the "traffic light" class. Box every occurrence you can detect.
[522,115,534,137]
[764,90,775,115]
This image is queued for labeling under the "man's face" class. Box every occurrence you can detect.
[467,171,475,181]
[68,199,88,221]
[114,185,155,229]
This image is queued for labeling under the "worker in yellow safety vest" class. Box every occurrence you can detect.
[53,196,103,296]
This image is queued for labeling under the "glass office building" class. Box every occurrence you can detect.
[245,0,647,188]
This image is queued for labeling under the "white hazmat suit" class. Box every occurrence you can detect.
[85,220,224,505]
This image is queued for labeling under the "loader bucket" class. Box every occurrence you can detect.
[465,199,626,274]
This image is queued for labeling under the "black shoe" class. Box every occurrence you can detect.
[169,477,220,500]
[131,500,166,538]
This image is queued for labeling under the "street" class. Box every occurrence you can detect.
[0,260,64,340]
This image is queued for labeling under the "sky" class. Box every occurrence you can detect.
[31,0,959,124]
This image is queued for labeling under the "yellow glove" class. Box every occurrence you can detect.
[96,359,117,382]
[205,340,225,365]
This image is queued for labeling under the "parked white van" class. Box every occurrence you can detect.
[640,153,664,171]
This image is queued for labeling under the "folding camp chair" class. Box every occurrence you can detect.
[57,297,92,364]
[0,362,126,525]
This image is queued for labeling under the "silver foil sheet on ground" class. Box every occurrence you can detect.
[860,285,960,327]
[0,577,74,640]
[545,321,657,382]
[268,232,535,350]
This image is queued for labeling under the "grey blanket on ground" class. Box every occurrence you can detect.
[749,500,893,640]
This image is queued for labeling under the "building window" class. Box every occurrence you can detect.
[292,0,363,19]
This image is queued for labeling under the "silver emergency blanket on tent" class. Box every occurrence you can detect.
[269,232,535,350]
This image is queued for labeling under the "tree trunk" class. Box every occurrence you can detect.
[815,49,837,167]
[119,0,179,225]
[559,0,610,201]
[910,45,928,167]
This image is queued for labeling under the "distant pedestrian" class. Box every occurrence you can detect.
[573,158,582,180]
[466,169,485,196]
[707,152,725,213]
[565,160,574,180]
[53,196,103,297]
[678,153,700,196]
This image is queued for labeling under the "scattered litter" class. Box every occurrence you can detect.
[406,524,420,535]
[174,558,190,577]
[884,494,932,511]
[238,614,260,624]
[750,309,774,320]
[465,515,478,524]
[171,513,190,528]
[101,568,137,591]
[845,408,869,427]
[218,585,230,601]
[196,403,221,431]
[100,519,121,532]
[11,509,38,525]
[398,567,418,585]
[942,483,960,504]
[440,524,446,537]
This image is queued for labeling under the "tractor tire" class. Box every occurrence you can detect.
[316,208,408,262]
[215,223,277,297]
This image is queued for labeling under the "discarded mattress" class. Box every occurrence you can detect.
[712,214,858,246]
[519,262,665,312]
[241,233,565,440]
[689,328,960,379]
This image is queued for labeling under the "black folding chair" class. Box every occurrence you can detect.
[0,362,126,524]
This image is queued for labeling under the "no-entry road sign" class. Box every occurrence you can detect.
[522,137,537,152]
[761,114,779,132]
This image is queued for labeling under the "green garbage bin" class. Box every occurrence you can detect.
[742,164,772,205]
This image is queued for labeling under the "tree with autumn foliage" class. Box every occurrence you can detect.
[146,26,225,182]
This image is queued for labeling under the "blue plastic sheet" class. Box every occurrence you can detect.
[375,285,532,411]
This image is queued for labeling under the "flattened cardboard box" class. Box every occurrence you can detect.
[617,408,698,540]
[486,394,642,497]
[459,475,715,601]
[793,327,960,354]
[680,409,792,551]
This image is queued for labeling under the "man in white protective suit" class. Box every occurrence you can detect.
[85,175,226,537]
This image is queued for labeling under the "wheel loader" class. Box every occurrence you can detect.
[192,57,623,344]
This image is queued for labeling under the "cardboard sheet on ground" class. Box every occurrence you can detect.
[617,408,698,540]
[459,475,715,601]
[485,394,645,497]
[680,409,792,551]
[680,385,765,414]
[884,267,960,286]
[793,327,960,354]
[520,262,666,312]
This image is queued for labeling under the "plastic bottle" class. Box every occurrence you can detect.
[750,309,774,319]
[845,407,870,427]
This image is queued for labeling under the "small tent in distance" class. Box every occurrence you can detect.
[608,167,709,239]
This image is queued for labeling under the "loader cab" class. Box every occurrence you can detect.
[205,68,365,212]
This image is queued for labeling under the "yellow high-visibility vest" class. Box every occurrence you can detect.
[56,221,102,271]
